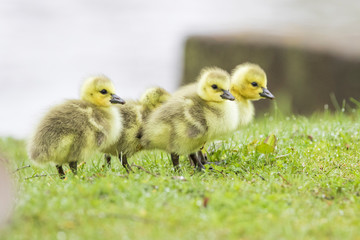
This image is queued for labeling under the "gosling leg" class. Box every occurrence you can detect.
[69,161,77,175]
[105,154,112,168]
[56,165,65,179]
[197,151,208,165]
[189,153,205,171]
[188,154,195,166]
[171,153,180,172]
[119,153,133,173]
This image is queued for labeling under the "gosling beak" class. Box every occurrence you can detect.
[110,94,126,104]
[220,90,235,101]
[259,88,275,99]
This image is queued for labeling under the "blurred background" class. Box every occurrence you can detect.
[1,0,360,138]
[0,159,14,228]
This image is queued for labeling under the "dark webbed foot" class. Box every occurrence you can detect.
[189,153,205,171]
[69,161,77,175]
[56,165,65,179]
[171,153,181,172]
[188,153,196,166]
[105,154,112,168]
[119,154,133,173]
[198,150,221,167]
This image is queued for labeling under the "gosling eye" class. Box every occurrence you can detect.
[100,89,108,95]
[211,84,218,90]
[251,82,258,87]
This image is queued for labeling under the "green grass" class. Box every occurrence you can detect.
[1,110,360,240]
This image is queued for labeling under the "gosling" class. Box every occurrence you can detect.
[140,67,238,170]
[231,62,274,128]
[103,87,171,172]
[27,75,125,178]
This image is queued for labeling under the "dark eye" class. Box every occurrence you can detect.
[100,89,108,94]
[211,84,218,90]
[251,82,258,87]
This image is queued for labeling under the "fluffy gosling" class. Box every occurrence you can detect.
[103,87,171,172]
[27,75,125,178]
[231,62,274,128]
[140,67,238,170]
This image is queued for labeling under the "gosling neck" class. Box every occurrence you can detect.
[230,88,250,104]
[96,104,115,113]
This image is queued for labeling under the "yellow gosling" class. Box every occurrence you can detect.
[230,62,274,129]
[141,67,238,170]
[103,87,171,172]
[27,75,125,178]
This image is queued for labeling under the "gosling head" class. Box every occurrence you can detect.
[80,75,125,107]
[140,87,171,110]
[231,63,274,102]
[197,67,235,102]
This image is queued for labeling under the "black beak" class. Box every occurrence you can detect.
[110,94,126,104]
[259,88,275,99]
[220,90,235,101]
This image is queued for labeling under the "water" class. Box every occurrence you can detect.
[1,0,359,138]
